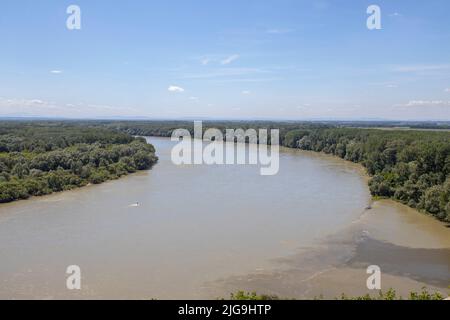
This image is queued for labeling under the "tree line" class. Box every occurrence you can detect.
[0,122,158,203]
[283,127,450,222]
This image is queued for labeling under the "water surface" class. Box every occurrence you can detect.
[0,137,445,299]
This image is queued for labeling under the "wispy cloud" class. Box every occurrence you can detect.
[241,90,251,95]
[0,98,49,108]
[389,12,402,17]
[266,28,293,34]
[0,97,141,118]
[221,54,240,65]
[200,57,210,65]
[214,77,281,83]
[197,55,219,66]
[395,100,450,107]
[50,70,63,74]
[312,0,329,10]
[168,85,185,93]
[392,64,450,73]
[180,67,266,80]
[297,104,311,109]
[30,99,45,104]
[197,54,241,66]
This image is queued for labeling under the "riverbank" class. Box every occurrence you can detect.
[305,199,450,298]
[202,199,450,299]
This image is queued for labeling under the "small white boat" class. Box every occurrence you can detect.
[129,202,140,207]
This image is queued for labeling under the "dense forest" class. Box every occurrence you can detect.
[103,120,450,223]
[0,122,158,203]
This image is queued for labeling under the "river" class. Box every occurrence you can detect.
[0,137,448,299]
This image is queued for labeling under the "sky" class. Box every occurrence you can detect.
[0,0,450,120]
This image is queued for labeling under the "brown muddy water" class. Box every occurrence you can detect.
[0,137,448,299]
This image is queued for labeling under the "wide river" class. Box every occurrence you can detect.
[0,137,448,299]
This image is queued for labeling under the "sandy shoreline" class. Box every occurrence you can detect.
[204,199,450,299]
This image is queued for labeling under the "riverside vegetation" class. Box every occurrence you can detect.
[0,122,158,203]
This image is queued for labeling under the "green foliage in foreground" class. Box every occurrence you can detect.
[0,122,158,203]
[338,288,445,300]
[230,291,281,300]
[230,288,446,300]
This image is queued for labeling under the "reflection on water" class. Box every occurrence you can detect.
[0,137,445,299]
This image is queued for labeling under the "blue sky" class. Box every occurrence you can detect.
[0,0,449,120]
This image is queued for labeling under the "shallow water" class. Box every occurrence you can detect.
[0,137,447,299]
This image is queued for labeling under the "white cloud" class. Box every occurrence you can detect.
[312,0,329,10]
[198,54,241,66]
[266,28,293,34]
[50,70,63,74]
[0,98,50,108]
[392,64,450,73]
[200,57,210,65]
[395,100,450,107]
[30,99,44,104]
[241,90,251,95]
[221,54,239,65]
[180,67,266,80]
[0,97,142,118]
[189,96,199,100]
[389,12,402,17]
[168,85,185,93]
[217,77,281,83]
